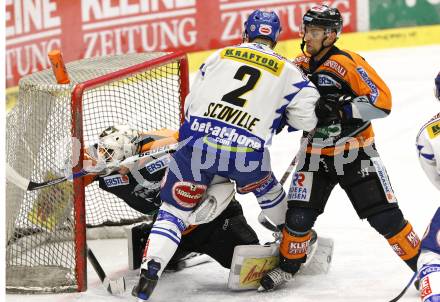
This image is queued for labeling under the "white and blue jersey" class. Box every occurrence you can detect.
[416,113,440,190]
[179,42,318,154]
[161,42,319,213]
[421,208,440,255]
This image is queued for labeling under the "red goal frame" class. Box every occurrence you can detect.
[70,51,189,291]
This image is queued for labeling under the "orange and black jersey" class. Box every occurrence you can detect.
[294,46,392,156]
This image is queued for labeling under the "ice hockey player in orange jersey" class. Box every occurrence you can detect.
[259,5,421,292]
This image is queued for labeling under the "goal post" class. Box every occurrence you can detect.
[6,51,189,293]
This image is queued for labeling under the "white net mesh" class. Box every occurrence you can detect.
[6,52,185,293]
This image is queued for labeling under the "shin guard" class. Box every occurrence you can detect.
[387,222,421,267]
[279,227,310,273]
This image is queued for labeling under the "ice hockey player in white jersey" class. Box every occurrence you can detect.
[416,72,440,302]
[416,73,440,191]
[132,9,320,301]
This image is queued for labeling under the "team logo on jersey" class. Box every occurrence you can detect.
[172,181,207,209]
[427,121,440,139]
[356,67,379,104]
[103,174,129,187]
[371,158,397,203]
[288,172,312,202]
[145,156,170,174]
[258,24,272,35]
[317,74,342,89]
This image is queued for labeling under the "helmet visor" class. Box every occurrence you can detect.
[300,24,328,39]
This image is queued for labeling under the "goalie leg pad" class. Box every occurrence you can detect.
[183,204,259,269]
[128,222,153,270]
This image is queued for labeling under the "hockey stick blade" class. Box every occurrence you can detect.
[87,248,126,295]
[389,271,418,302]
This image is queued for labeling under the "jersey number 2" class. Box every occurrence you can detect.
[221,66,261,107]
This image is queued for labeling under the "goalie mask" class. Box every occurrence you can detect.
[98,125,140,165]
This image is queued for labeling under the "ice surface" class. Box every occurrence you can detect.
[6,44,440,302]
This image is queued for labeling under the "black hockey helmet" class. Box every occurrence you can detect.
[302,5,343,37]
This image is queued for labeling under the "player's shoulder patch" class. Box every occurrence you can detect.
[416,113,440,142]
[321,58,347,77]
[293,54,309,65]
[427,120,440,139]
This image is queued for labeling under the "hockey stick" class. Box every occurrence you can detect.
[279,129,316,186]
[6,143,178,191]
[87,247,126,295]
[257,130,316,231]
[388,271,418,302]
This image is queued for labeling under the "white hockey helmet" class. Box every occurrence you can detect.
[97,124,140,164]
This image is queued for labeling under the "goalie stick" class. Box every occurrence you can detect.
[280,129,316,185]
[6,143,177,191]
[257,130,317,232]
[87,247,126,295]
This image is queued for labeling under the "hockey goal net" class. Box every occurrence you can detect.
[6,52,188,293]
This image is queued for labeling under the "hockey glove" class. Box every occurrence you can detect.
[315,95,342,126]
[315,94,357,125]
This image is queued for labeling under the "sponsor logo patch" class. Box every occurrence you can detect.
[103,174,129,187]
[259,24,272,35]
[322,60,347,77]
[427,121,440,139]
[317,74,342,89]
[238,173,273,195]
[240,257,277,286]
[420,276,432,300]
[391,243,405,256]
[406,229,420,249]
[190,117,262,152]
[288,240,309,255]
[356,67,379,104]
[145,155,170,174]
[172,181,207,209]
[371,158,397,203]
[288,172,312,201]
